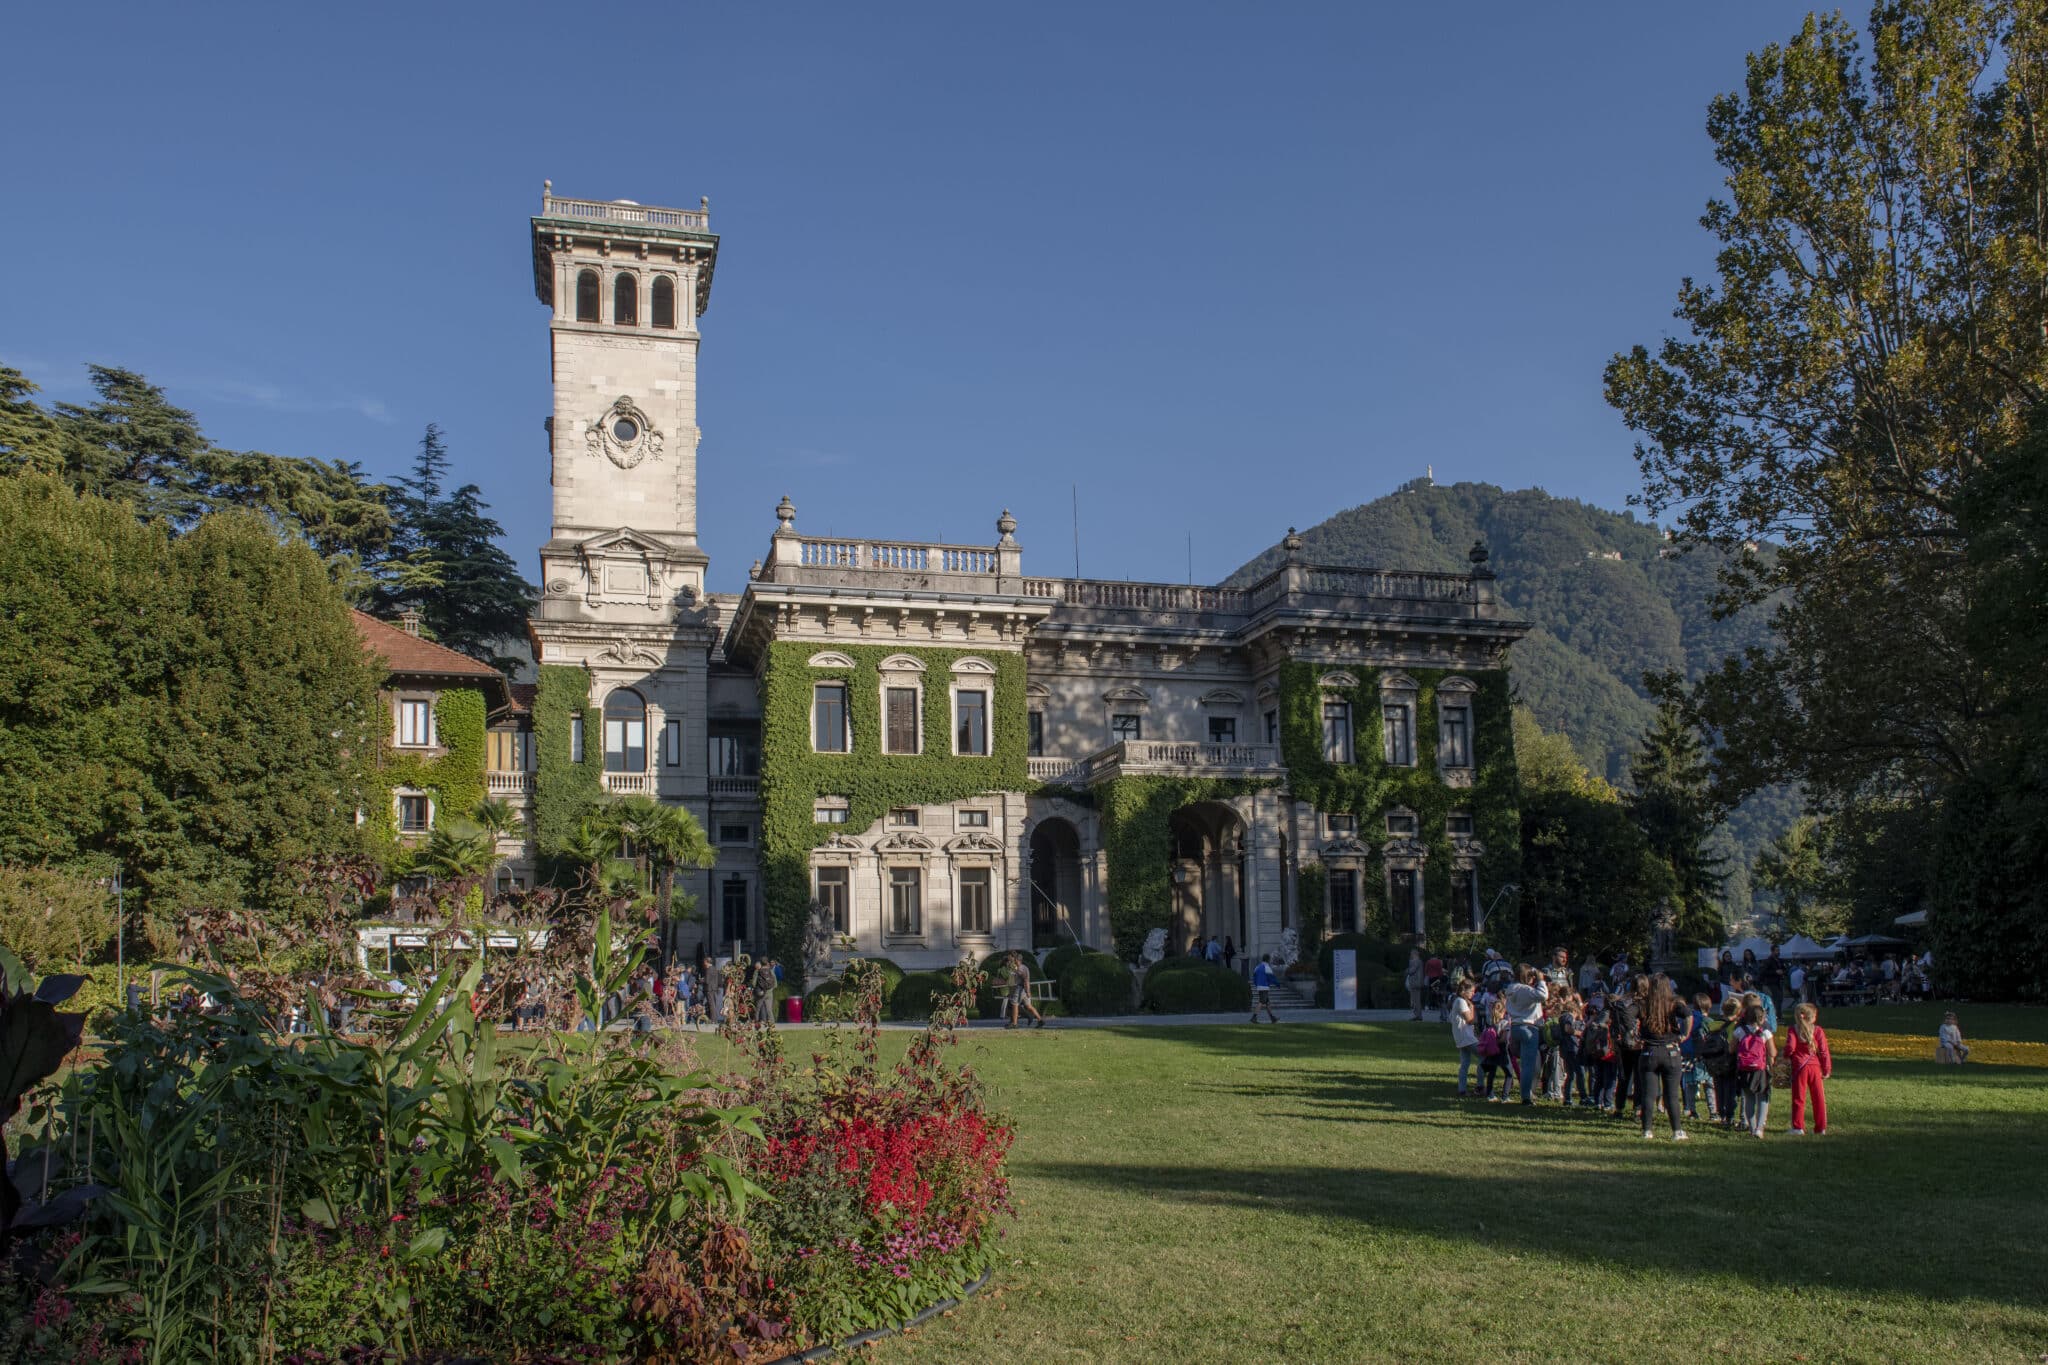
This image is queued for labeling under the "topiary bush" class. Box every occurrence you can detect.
[1145,954,1217,979]
[1368,972,1411,1010]
[888,971,956,1021]
[846,957,905,997]
[1142,962,1252,1014]
[1316,933,1388,983]
[1057,954,1134,1016]
[805,977,847,1016]
[1040,942,1093,984]
[1380,944,1416,973]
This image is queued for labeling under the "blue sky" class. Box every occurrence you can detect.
[5,1,1814,592]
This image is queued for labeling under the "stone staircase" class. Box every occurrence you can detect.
[1262,973,1325,1018]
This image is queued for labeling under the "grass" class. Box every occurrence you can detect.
[834,1001,2048,1365]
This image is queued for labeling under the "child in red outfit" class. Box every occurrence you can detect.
[1786,1001,1832,1135]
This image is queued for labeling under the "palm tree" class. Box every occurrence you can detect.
[606,795,716,963]
[421,818,498,922]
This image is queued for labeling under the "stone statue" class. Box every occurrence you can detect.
[802,900,836,985]
[1140,927,1167,967]
[1279,927,1301,969]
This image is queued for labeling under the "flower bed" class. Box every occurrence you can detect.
[1824,1029,2048,1069]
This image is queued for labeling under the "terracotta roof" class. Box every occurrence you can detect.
[351,610,506,683]
[506,682,538,715]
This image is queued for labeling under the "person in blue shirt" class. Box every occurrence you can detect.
[1250,954,1280,1024]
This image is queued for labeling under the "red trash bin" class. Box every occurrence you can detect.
[783,995,803,1023]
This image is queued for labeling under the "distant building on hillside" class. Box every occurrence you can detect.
[359,185,1533,975]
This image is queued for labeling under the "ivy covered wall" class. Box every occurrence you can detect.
[758,642,1029,966]
[532,663,602,856]
[1276,661,1520,948]
[1097,776,1270,962]
[361,687,487,865]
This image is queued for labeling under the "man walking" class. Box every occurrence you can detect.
[1250,954,1280,1024]
[1005,951,1046,1029]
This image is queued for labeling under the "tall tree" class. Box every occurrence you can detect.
[50,366,214,526]
[1627,701,1727,947]
[0,367,67,474]
[378,424,535,663]
[1751,817,1849,939]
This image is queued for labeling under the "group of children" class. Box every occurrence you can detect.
[1448,968,1836,1138]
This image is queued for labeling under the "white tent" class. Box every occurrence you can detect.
[1778,934,1836,960]
[1894,909,1930,927]
[1716,935,1772,961]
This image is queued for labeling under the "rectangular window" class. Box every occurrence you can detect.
[397,794,430,833]
[720,877,749,946]
[604,713,646,773]
[1446,811,1474,836]
[817,866,849,934]
[1452,869,1480,933]
[958,867,991,935]
[570,714,585,764]
[1329,869,1358,935]
[663,718,683,767]
[814,799,849,825]
[888,867,922,936]
[1322,702,1352,763]
[958,809,990,829]
[1383,704,1413,766]
[1390,867,1422,936]
[1264,709,1279,744]
[813,684,848,753]
[717,823,751,845]
[1208,716,1237,744]
[884,687,920,754]
[1027,710,1045,757]
[1441,707,1472,768]
[709,732,760,776]
[1326,813,1356,838]
[398,699,432,747]
[1110,713,1142,742]
[487,729,530,771]
[955,689,989,755]
[889,808,920,827]
[1386,811,1418,836]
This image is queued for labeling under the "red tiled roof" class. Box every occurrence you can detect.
[351,610,505,681]
[506,682,538,714]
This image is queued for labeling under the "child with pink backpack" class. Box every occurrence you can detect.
[1477,997,1510,1101]
[1733,1003,1776,1137]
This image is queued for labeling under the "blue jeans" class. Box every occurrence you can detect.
[1511,1023,1541,1102]
[1457,1045,1476,1093]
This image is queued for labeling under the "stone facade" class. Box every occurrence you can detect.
[453,187,1533,979]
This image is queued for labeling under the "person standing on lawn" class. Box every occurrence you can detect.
[1734,1002,1776,1137]
[1606,977,1645,1117]
[1544,945,1572,992]
[1005,951,1046,1029]
[1636,978,1692,1140]
[1450,977,1479,1094]
[751,957,778,1026]
[1250,954,1280,1024]
[1405,949,1426,1021]
[1502,964,1550,1106]
[1785,1002,1832,1134]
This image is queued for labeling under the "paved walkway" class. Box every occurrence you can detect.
[661,1008,1432,1032]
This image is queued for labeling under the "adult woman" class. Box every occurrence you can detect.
[1606,975,1646,1117]
[1501,964,1550,1105]
[1405,949,1427,1021]
[1636,977,1693,1140]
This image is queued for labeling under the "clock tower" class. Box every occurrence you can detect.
[530,182,718,620]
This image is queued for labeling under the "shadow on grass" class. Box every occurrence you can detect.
[1026,1129,2045,1311]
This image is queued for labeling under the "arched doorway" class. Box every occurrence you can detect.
[1028,818,1083,948]
[1169,802,1246,957]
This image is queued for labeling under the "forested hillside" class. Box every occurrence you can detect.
[1225,480,1798,921]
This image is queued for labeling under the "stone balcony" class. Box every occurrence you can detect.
[486,770,533,799]
[1031,741,1286,788]
[538,189,710,233]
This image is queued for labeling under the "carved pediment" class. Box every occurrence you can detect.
[1450,834,1486,867]
[593,640,665,668]
[1320,835,1374,862]
[815,833,866,855]
[581,527,673,557]
[946,831,1005,854]
[808,650,856,668]
[1202,688,1245,707]
[1382,835,1429,863]
[874,832,936,856]
[1102,685,1150,704]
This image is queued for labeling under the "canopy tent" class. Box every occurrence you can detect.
[1840,933,1910,949]
[1713,935,1774,961]
[1778,935,1836,960]
[1894,909,1930,928]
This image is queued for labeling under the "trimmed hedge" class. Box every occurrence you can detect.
[1057,954,1135,1016]
[1040,942,1094,984]
[1316,933,1390,983]
[1368,972,1411,1010]
[889,971,956,1021]
[1146,954,1219,979]
[1381,945,1417,974]
[1142,962,1252,1014]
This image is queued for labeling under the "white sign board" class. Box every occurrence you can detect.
[1332,949,1359,1011]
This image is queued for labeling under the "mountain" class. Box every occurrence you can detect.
[1224,479,1798,923]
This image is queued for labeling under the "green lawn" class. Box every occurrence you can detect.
[848,1003,2048,1364]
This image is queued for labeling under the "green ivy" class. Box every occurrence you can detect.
[1097,775,1271,963]
[361,688,487,865]
[1277,662,1521,947]
[1294,865,1327,961]
[759,642,1029,967]
[533,664,603,856]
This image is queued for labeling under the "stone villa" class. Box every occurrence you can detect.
[362,186,1530,976]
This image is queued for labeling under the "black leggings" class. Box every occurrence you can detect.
[1612,1048,1640,1110]
[1638,1043,1685,1134]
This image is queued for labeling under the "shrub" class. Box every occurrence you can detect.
[1314,979,1333,1008]
[975,950,1031,1018]
[0,865,116,972]
[1316,933,1388,982]
[1146,953,1217,978]
[846,956,905,995]
[1057,954,1134,1015]
[1040,942,1092,983]
[1142,962,1251,1013]
[1380,944,1415,973]
[1368,972,1411,1009]
[889,971,956,1021]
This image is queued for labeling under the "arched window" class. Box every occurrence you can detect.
[603,688,647,772]
[574,270,600,322]
[613,274,638,325]
[651,276,676,328]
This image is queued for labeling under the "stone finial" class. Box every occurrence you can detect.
[996,508,1018,545]
[1283,527,1304,560]
[701,196,710,212]
[775,495,796,531]
[543,178,552,199]
[1468,540,1491,569]
[749,559,763,581]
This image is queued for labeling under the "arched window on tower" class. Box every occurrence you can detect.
[603,688,647,772]
[614,274,638,325]
[574,270,600,322]
[651,276,676,329]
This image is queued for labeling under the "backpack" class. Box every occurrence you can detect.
[1735,1026,1768,1071]
[1610,1002,1642,1051]
[1476,1026,1502,1058]
[1698,1024,1734,1076]
[1581,1018,1611,1061]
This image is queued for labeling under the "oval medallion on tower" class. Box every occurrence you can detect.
[585,396,665,470]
